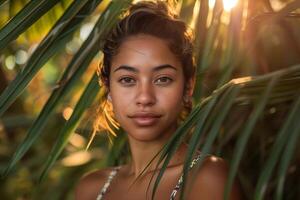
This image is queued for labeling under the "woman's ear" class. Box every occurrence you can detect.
[183,77,195,106]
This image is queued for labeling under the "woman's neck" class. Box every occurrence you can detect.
[126,132,188,179]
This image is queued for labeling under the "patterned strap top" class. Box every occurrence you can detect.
[96,154,202,200]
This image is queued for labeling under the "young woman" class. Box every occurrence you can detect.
[75,1,241,199]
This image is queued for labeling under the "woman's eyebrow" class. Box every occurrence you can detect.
[154,64,177,72]
[113,65,138,73]
[113,64,178,73]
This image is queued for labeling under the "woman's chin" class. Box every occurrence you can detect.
[125,126,175,142]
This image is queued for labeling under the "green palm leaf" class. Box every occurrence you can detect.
[224,76,279,200]
[39,72,100,182]
[0,0,8,7]
[0,0,101,117]
[194,0,223,101]
[254,93,300,200]
[1,0,132,178]
[0,0,61,49]
[275,101,300,200]
[153,64,300,200]
[180,85,240,199]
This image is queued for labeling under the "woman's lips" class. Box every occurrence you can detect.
[129,113,161,126]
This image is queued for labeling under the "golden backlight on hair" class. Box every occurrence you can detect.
[88,99,120,149]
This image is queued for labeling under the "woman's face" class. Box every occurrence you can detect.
[109,34,186,142]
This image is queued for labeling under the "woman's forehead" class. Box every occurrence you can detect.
[119,34,171,56]
[111,34,182,72]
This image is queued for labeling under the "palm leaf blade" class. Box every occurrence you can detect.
[224,76,279,200]
[39,73,100,181]
[1,0,132,177]
[254,94,300,200]
[275,95,300,200]
[0,0,101,117]
[0,0,60,49]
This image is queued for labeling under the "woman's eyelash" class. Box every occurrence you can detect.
[117,76,173,85]
[118,77,135,84]
[155,76,173,83]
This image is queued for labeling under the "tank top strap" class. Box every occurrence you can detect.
[169,153,208,200]
[96,154,208,200]
[96,166,121,200]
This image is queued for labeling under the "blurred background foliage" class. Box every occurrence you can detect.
[0,0,299,199]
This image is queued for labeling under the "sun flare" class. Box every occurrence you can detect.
[223,0,239,12]
[209,0,239,12]
[209,0,216,9]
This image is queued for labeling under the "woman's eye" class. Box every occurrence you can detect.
[155,77,173,85]
[118,77,135,85]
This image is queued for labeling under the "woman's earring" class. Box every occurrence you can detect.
[107,94,112,102]
[183,95,190,104]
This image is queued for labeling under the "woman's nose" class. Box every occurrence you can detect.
[136,82,156,107]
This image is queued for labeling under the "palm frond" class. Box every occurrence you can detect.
[39,72,99,181]
[0,0,101,117]
[1,0,132,178]
[194,0,223,101]
[0,0,60,49]
[154,64,300,200]
[0,0,8,8]
[254,93,300,200]
[225,75,279,200]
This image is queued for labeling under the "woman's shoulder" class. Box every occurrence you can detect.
[198,154,229,175]
[187,154,242,200]
[78,167,113,184]
[188,154,229,186]
[74,166,117,200]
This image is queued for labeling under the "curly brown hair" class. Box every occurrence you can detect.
[93,0,196,139]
